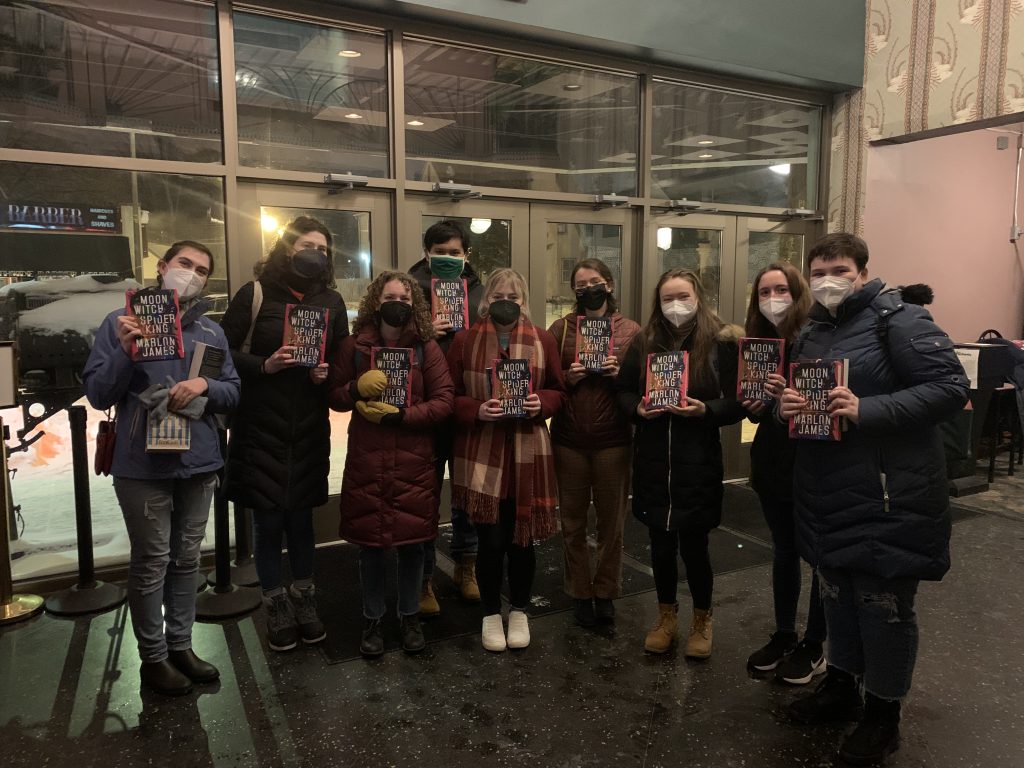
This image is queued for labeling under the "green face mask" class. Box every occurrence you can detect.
[429,255,466,279]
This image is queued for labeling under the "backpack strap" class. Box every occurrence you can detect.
[240,281,263,355]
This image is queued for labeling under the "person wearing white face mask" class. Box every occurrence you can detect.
[740,262,828,686]
[779,234,968,765]
[83,240,241,696]
[614,268,745,660]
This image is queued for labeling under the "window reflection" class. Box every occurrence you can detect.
[657,227,721,313]
[545,223,622,329]
[420,215,511,285]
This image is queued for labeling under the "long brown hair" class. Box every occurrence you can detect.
[352,271,436,340]
[255,215,336,288]
[636,269,722,389]
[569,257,619,315]
[744,261,812,343]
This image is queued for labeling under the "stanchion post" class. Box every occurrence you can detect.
[0,415,43,625]
[44,405,126,617]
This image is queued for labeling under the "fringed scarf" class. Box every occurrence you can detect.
[452,318,558,546]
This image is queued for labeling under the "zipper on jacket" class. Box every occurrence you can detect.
[880,471,890,513]
[665,417,673,530]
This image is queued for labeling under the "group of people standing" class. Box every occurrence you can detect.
[85,218,967,767]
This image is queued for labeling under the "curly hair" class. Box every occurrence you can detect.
[352,271,436,340]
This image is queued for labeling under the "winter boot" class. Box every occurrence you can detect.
[419,580,441,617]
[288,583,326,644]
[685,608,713,659]
[263,590,299,652]
[839,694,901,766]
[400,614,426,654]
[454,555,481,602]
[644,603,678,653]
[789,666,865,725]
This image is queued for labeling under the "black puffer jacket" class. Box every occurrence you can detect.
[220,279,349,511]
[749,343,797,501]
[615,324,746,532]
[791,279,968,581]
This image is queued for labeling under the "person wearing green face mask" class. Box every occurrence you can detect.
[408,220,485,617]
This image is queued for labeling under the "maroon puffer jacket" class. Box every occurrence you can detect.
[548,313,640,450]
[328,327,454,548]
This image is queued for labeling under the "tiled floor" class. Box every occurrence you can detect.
[2,472,1022,768]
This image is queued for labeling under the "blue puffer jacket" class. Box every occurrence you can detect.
[83,300,241,480]
[792,279,968,581]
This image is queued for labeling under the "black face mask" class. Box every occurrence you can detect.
[291,248,328,279]
[379,300,413,328]
[575,285,609,311]
[489,299,521,326]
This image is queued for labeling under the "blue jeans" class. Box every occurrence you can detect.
[423,453,478,578]
[113,473,218,663]
[760,495,826,642]
[252,507,316,591]
[819,568,920,700]
[359,544,424,619]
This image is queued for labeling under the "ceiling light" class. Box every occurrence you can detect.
[697,139,715,145]
[769,163,791,175]
[698,153,714,159]
[261,213,279,233]
[470,218,492,234]
[407,119,424,126]
[344,113,362,119]
[563,83,582,91]
[656,227,673,251]
[781,118,799,124]
[338,50,362,58]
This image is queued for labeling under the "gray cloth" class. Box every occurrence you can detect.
[137,376,208,421]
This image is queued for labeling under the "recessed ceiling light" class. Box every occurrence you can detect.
[344,113,362,119]
[338,50,362,58]
[698,153,714,159]
[697,139,715,145]
[407,119,424,126]
[781,118,799,124]
[563,83,582,91]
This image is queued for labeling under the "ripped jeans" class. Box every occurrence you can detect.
[114,473,218,663]
[818,568,920,700]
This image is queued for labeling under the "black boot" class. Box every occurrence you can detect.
[168,649,220,684]
[573,598,596,627]
[360,617,384,658]
[839,693,901,766]
[140,659,193,696]
[400,614,426,654]
[789,666,864,724]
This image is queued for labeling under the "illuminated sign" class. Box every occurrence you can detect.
[3,204,121,233]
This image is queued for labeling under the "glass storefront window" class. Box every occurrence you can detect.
[657,226,722,313]
[420,215,511,285]
[405,41,639,195]
[0,162,226,579]
[544,223,622,329]
[233,13,389,176]
[651,81,820,209]
[0,0,221,162]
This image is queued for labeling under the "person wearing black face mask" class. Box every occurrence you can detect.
[328,272,454,657]
[547,259,640,628]
[220,215,349,653]
[445,268,566,652]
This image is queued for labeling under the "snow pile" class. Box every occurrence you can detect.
[18,291,132,337]
[0,274,140,296]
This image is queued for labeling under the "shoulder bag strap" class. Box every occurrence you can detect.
[240,281,263,354]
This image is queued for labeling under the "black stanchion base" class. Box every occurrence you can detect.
[196,571,209,594]
[44,581,126,617]
[206,559,259,589]
[195,584,262,621]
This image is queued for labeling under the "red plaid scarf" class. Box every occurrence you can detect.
[452,318,558,546]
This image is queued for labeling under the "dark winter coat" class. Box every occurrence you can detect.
[749,343,798,501]
[220,279,349,511]
[791,279,969,581]
[615,324,746,532]
[548,312,641,450]
[328,327,454,548]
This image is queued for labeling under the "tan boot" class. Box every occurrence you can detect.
[455,554,481,603]
[685,608,713,659]
[644,603,678,653]
[419,580,440,617]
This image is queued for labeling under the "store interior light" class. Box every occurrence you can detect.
[563,83,582,91]
[769,163,791,175]
[407,119,424,126]
[344,113,363,119]
[261,213,279,233]
[338,50,362,57]
[698,153,714,159]
[697,139,715,145]
[657,227,673,250]
[470,218,492,234]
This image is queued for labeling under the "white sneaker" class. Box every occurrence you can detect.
[481,614,506,652]
[506,610,530,649]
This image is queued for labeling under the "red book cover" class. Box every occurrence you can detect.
[371,346,413,408]
[575,316,614,373]
[643,351,689,410]
[284,304,329,367]
[431,278,470,331]
[737,337,785,403]
[788,358,847,441]
[491,357,532,418]
[125,288,184,362]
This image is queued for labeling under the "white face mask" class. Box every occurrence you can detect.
[162,266,205,301]
[810,276,855,313]
[661,300,697,327]
[759,296,793,328]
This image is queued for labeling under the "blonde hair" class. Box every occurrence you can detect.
[478,267,531,320]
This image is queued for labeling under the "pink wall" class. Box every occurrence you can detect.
[862,130,1024,343]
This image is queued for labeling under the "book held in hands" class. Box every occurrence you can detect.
[431,278,470,331]
[371,346,413,408]
[788,358,848,441]
[284,304,329,367]
[188,341,226,380]
[492,358,532,418]
[125,288,184,362]
[643,351,689,411]
[737,337,785,403]
[575,316,614,373]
